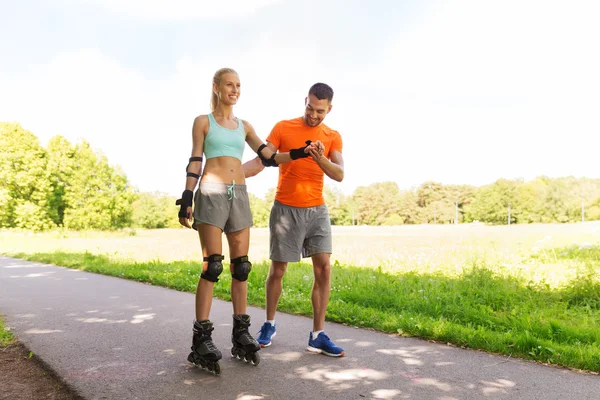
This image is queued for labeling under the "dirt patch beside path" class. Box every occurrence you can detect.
[0,340,80,400]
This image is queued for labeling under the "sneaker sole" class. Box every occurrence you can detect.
[306,346,345,357]
[258,332,276,348]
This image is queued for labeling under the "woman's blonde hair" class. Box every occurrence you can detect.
[211,67,238,111]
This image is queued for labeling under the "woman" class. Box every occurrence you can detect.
[177,67,318,375]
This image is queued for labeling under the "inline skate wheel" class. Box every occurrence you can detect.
[211,361,221,376]
[245,352,260,366]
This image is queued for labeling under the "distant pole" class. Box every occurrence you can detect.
[508,203,511,226]
[455,199,458,225]
[582,198,585,223]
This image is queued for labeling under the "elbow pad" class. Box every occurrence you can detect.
[261,153,277,167]
[256,143,277,166]
[186,157,203,179]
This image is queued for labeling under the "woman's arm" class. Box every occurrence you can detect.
[243,120,315,166]
[178,116,207,228]
[185,116,207,190]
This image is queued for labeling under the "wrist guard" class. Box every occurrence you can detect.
[175,189,194,218]
[290,140,312,160]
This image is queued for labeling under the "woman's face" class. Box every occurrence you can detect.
[215,72,241,106]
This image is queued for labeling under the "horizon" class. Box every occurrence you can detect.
[5,119,599,199]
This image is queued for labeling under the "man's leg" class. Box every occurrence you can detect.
[307,252,344,357]
[265,201,302,321]
[256,261,287,347]
[260,200,304,347]
[303,205,343,356]
[266,261,288,320]
[311,253,331,332]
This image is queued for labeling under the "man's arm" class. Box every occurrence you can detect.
[245,126,294,165]
[243,119,320,174]
[309,148,344,182]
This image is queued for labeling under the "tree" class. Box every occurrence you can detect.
[46,135,76,226]
[324,185,352,225]
[0,188,10,227]
[249,193,271,228]
[0,122,55,230]
[62,140,134,230]
[415,182,475,224]
[132,192,179,229]
[464,179,521,224]
[352,182,401,225]
[588,195,600,221]
[416,182,455,223]
[264,187,276,205]
[398,189,419,224]
[382,214,404,226]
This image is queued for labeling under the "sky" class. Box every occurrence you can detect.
[1,0,599,198]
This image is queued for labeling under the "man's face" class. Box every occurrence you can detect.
[303,94,332,127]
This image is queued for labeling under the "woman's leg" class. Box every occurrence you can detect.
[195,224,223,321]
[226,227,260,363]
[225,227,250,315]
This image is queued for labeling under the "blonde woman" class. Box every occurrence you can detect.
[177,67,320,374]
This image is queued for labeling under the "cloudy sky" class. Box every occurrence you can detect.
[1,0,599,198]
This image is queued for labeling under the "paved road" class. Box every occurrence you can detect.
[1,256,598,399]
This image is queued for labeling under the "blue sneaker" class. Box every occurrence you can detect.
[307,332,345,357]
[256,322,276,347]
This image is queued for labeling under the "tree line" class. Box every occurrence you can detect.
[2,122,599,231]
[320,178,600,226]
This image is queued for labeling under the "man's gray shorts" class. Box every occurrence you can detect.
[193,182,253,233]
[269,200,332,262]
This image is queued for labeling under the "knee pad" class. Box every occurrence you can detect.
[201,254,224,282]
[231,256,252,282]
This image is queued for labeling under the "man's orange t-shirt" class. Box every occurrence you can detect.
[266,117,343,208]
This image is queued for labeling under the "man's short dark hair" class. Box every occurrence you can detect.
[308,83,334,103]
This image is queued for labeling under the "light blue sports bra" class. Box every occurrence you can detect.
[203,113,246,161]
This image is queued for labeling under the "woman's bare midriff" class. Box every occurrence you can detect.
[201,157,246,185]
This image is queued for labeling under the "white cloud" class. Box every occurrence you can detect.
[76,0,282,21]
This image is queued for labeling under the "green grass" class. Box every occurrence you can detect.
[8,241,600,373]
[0,315,15,347]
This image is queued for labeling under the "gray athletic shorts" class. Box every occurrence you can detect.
[269,200,332,262]
[193,182,253,233]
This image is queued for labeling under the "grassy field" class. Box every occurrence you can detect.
[2,223,600,372]
[0,315,15,347]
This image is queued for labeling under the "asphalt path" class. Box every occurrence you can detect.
[1,256,598,399]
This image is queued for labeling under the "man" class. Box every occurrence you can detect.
[243,82,345,357]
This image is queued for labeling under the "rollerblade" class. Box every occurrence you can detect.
[187,320,222,375]
[231,314,261,365]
